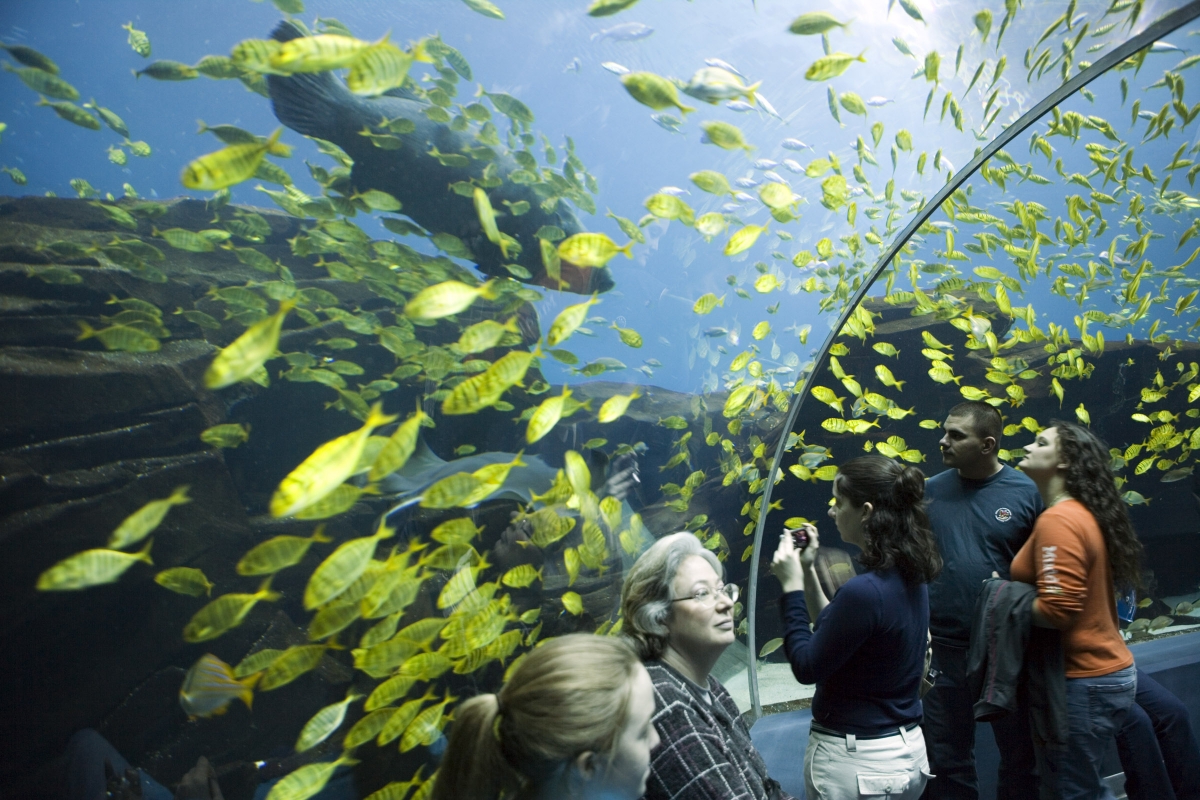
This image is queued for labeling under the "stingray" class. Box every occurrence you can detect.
[265,20,613,296]
[378,437,559,522]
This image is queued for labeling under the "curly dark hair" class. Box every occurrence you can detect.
[835,455,943,585]
[1051,421,1143,592]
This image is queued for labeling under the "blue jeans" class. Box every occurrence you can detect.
[1117,668,1200,800]
[1040,665,1137,800]
[921,641,1039,800]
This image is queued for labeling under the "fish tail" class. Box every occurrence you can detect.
[479,278,500,301]
[266,20,364,142]
[170,485,192,504]
[746,80,762,106]
[364,401,398,429]
[135,538,155,565]
[76,320,97,341]
[620,241,634,258]
[239,671,262,708]
[679,102,696,117]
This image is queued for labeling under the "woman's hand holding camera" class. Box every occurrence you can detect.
[770,523,819,594]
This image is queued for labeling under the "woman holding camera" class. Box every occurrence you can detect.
[770,455,942,800]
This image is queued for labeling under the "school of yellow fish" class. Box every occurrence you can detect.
[15,0,1200,796]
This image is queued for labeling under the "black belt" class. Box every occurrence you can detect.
[811,720,921,740]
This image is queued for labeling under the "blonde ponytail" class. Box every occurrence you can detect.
[432,634,640,799]
[431,692,517,800]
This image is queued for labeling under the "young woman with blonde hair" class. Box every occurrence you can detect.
[431,633,659,800]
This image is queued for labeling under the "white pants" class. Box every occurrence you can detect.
[804,724,932,799]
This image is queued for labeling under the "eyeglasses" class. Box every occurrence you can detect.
[672,583,739,606]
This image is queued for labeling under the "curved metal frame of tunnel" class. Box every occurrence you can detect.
[744,0,1200,721]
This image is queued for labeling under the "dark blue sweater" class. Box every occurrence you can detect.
[925,465,1042,644]
[779,569,928,736]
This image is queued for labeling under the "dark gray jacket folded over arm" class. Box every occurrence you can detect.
[966,578,1069,750]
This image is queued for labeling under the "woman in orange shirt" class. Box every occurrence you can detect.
[1014,421,1143,800]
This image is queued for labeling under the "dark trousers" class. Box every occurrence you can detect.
[921,641,1038,800]
[1118,668,1200,800]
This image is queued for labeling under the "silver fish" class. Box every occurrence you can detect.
[651,113,682,132]
[601,61,631,75]
[753,158,779,170]
[1151,41,1185,53]
[721,202,742,212]
[591,22,654,41]
[659,186,689,196]
[755,92,782,120]
[734,176,759,188]
[781,138,813,151]
[782,158,804,173]
[725,100,755,112]
[866,96,894,106]
[704,57,744,77]
[762,170,788,185]
[703,327,728,337]
[733,191,755,202]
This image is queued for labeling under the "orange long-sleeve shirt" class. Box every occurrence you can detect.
[1010,499,1133,678]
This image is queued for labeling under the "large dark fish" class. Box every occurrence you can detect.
[266,21,613,295]
[378,437,558,520]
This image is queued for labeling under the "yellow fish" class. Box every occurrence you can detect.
[598,388,642,423]
[501,564,543,588]
[693,293,725,315]
[295,692,363,753]
[155,566,214,597]
[562,591,584,615]
[109,485,191,549]
[260,643,339,691]
[400,694,456,752]
[237,527,332,576]
[405,279,499,320]
[874,364,905,390]
[466,453,527,505]
[473,187,514,259]
[346,39,430,96]
[181,128,285,191]
[547,295,600,347]
[557,232,633,268]
[179,654,259,718]
[269,33,376,73]
[527,388,574,443]
[265,754,360,800]
[724,223,769,256]
[204,300,294,389]
[304,523,396,610]
[271,403,397,518]
[453,317,520,355]
[37,539,154,591]
[442,347,540,415]
[183,577,281,642]
[619,71,695,115]
[368,407,432,481]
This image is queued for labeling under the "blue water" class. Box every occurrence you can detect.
[6,0,1187,394]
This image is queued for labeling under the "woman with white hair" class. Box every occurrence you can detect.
[621,531,795,800]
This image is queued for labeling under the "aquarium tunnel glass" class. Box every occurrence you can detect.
[2,0,1200,794]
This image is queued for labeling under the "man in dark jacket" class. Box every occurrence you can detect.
[922,402,1042,800]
